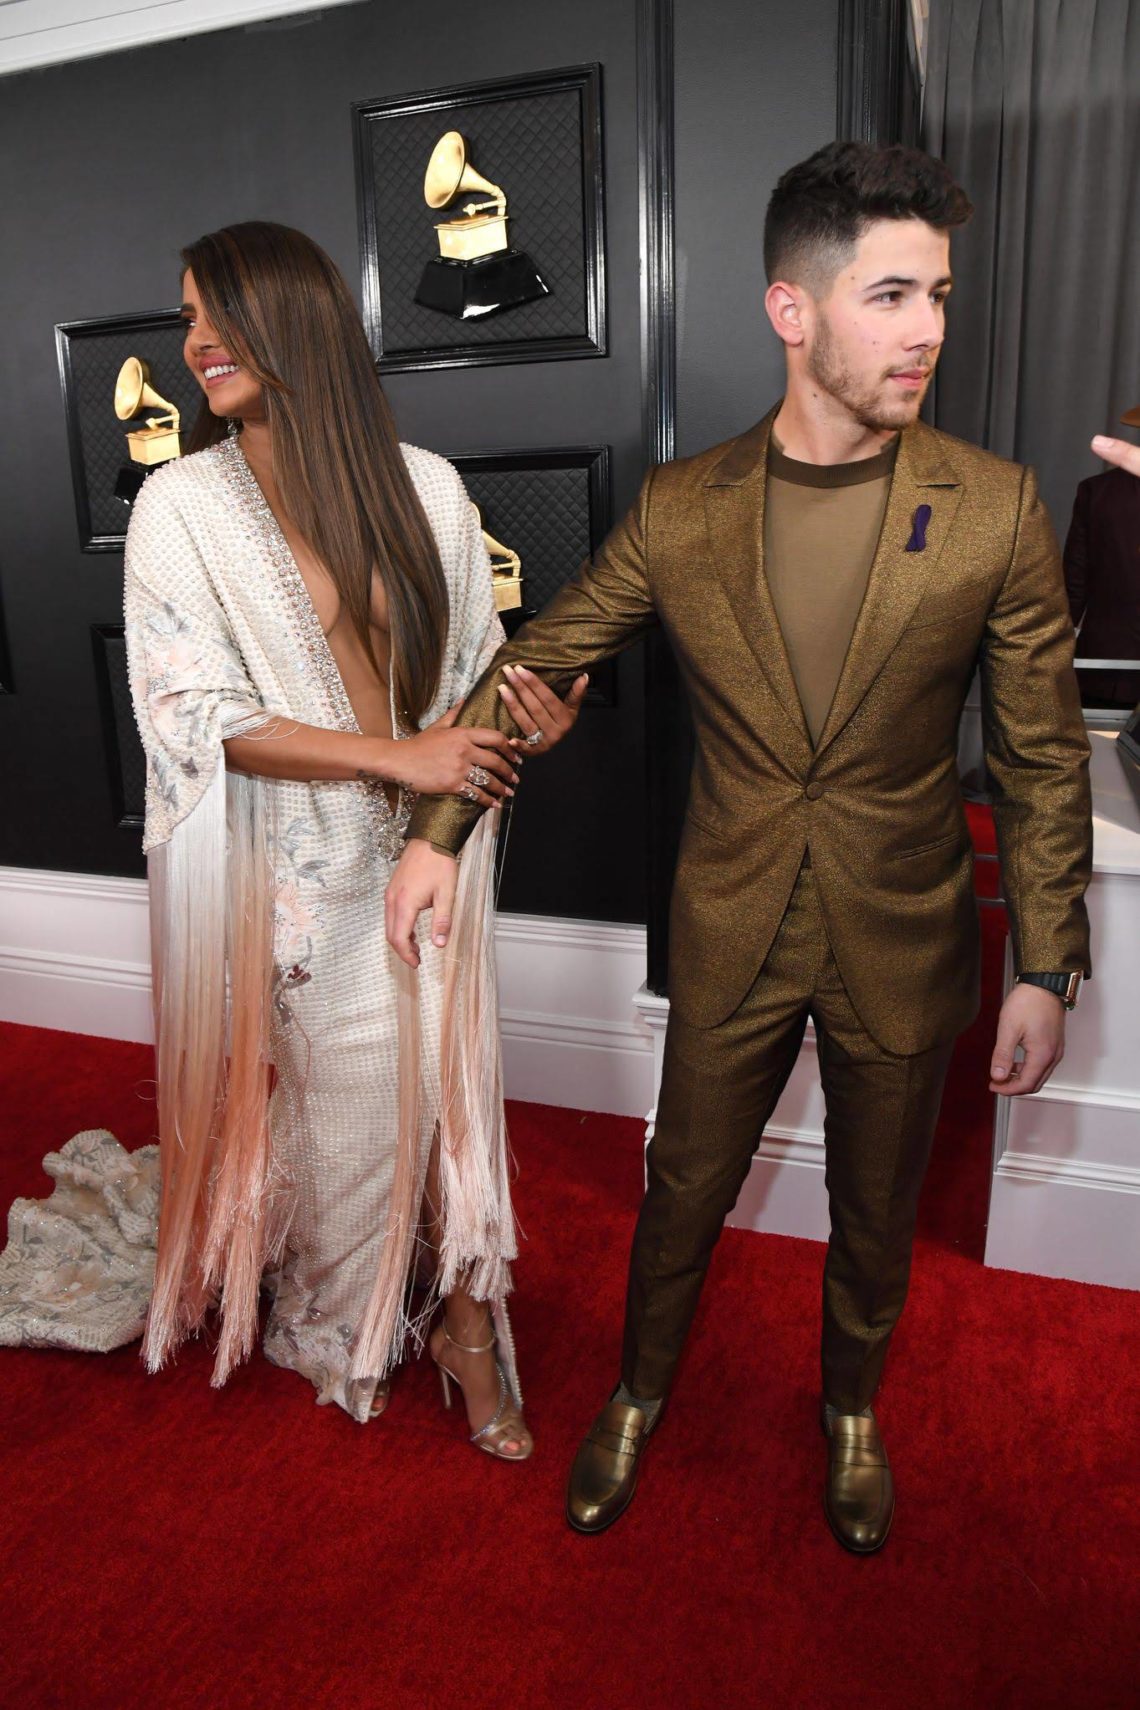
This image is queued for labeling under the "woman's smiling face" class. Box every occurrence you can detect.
[181,268,264,421]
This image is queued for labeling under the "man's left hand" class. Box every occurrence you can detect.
[989,982,1066,1096]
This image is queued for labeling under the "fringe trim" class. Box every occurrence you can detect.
[204,770,286,1386]
[141,756,282,1382]
[435,806,517,1302]
[349,808,517,1383]
[144,765,516,1394]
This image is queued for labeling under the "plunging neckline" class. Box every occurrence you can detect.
[219,436,413,854]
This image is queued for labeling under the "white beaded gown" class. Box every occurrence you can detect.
[0,437,517,1422]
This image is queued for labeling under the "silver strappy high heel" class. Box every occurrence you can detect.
[431,1311,533,1461]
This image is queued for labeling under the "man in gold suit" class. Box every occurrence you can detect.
[387,143,1092,1552]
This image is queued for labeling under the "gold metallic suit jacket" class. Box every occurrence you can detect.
[411,408,1093,1055]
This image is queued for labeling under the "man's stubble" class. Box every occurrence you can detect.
[806,308,931,433]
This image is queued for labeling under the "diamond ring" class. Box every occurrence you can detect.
[524,729,543,747]
[459,784,479,802]
[467,765,492,788]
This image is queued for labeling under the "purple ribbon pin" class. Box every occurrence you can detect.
[905,503,932,552]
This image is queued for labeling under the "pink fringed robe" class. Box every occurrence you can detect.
[123,436,516,1421]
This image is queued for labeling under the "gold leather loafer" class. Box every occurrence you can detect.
[566,1401,654,1534]
[822,1406,894,1554]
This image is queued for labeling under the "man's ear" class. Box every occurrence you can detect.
[764,280,808,347]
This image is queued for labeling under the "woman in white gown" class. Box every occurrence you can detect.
[80,222,582,1447]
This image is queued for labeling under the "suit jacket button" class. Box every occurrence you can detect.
[805,781,825,800]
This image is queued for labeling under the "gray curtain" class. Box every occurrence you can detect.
[924,0,1140,784]
[923,0,1140,534]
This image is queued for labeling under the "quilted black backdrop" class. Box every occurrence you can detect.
[451,446,614,702]
[453,449,607,607]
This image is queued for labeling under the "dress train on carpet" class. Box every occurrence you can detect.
[0,1130,159,1353]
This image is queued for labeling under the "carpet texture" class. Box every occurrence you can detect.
[1,916,1136,1709]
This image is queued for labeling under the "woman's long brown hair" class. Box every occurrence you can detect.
[182,221,447,724]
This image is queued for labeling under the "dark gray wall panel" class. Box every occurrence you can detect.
[0,0,838,929]
[641,0,838,986]
[673,0,838,456]
[0,0,645,922]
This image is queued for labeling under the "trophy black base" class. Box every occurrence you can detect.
[113,462,148,509]
[415,251,550,320]
[500,606,538,641]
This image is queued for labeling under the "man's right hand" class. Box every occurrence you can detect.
[385,838,459,968]
[391,703,519,805]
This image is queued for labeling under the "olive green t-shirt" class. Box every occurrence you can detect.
[764,435,898,747]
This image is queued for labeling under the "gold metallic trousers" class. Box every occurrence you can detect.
[622,865,955,1413]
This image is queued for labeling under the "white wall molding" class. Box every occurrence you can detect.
[987,1106,1140,1292]
[5,860,1136,1288]
[984,742,1140,1293]
[994,1150,1140,1197]
[1010,1080,1140,1117]
[0,866,152,1041]
[0,0,363,78]
[0,866,148,907]
[495,910,653,1114]
[0,865,654,1117]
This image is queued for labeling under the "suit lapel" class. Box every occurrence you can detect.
[813,420,964,759]
[703,409,814,769]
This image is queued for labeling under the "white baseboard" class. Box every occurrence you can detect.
[985,1084,1140,1290]
[985,1155,1140,1291]
[6,865,1135,1291]
[0,868,153,1042]
[494,913,654,1117]
[0,865,653,1118]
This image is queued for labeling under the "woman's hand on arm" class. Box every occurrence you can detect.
[224,704,519,806]
[393,703,519,805]
[498,665,589,759]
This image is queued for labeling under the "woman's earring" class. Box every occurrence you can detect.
[225,417,240,437]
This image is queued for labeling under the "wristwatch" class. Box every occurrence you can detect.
[1016,971,1082,1010]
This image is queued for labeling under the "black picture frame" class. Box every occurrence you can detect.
[353,64,607,372]
[91,623,145,830]
[56,309,196,553]
[447,445,615,705]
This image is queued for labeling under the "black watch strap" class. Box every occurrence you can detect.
[1016,971,1082,1010]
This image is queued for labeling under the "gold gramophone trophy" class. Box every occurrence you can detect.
[113,357,182,508]
[474,503,524,612]
[414,131,549,320]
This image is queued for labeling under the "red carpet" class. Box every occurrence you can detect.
[1,1004,1136,1709]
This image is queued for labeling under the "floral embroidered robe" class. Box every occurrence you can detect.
[120,436,514,1422]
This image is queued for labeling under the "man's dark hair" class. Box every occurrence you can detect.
[763,141,973,293]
